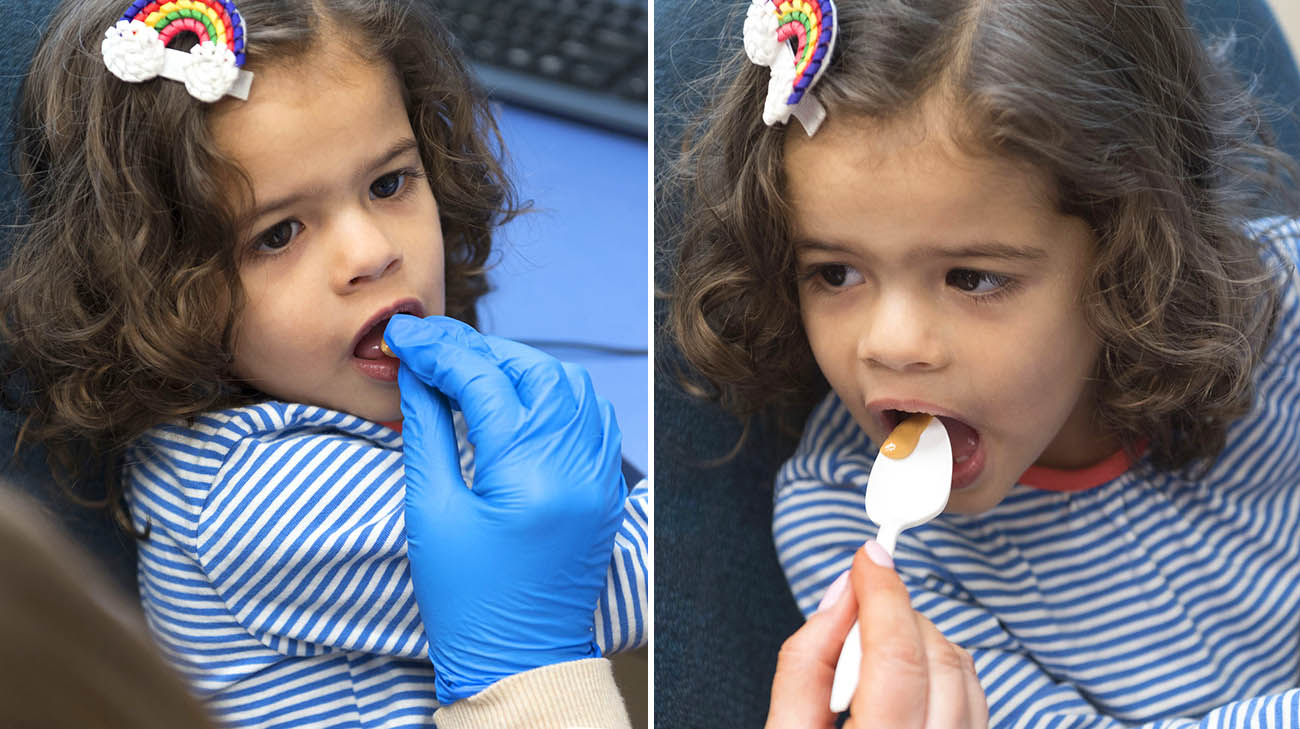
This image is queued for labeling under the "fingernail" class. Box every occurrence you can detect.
[816,570,850,612]
[864,539,894,568]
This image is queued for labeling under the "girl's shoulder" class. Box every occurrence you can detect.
[1250,217,1300,356]
[130,401,401,468]
[1248,216,1300,274]
[777,392,873,489]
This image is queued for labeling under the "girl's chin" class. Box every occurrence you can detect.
[943,465,1022,515]
[331,394,402,426]
[944,485,1002,515]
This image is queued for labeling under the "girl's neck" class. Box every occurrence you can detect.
[1034,393,1119,470]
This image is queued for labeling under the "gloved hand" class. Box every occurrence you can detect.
[383,314,628,705]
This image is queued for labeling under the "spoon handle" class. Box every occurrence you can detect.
[829,535,899,713]
[875,524,901,555]
[830,621,861,712]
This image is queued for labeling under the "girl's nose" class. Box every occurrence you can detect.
[332,211,403,292]
[855,292,948,372]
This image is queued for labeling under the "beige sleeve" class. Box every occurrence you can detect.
[433,658,633,729]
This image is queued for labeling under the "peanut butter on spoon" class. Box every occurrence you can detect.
[880,414,933,460]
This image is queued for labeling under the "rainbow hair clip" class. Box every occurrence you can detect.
[101,0,253,103]
[743,0,837,136]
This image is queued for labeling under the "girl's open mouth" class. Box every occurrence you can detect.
[884,409,984,490]
[353,317,400,382]
[350,300,423,383]
[354,317,393,360]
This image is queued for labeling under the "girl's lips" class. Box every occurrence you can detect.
[354,356,399,383]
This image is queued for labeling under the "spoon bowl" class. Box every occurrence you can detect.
[865,415,953,552]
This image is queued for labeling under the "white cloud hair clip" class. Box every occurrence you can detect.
[101,0,254,103]
[743,0,838,136]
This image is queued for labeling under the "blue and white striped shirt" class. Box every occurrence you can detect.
[126,404,648,728]
[774,219,1300,727]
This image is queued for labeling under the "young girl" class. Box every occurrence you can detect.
[669,0,1300,725]
[1,0,647,727]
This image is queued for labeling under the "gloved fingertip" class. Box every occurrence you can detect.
[383,313,423,355]
[412,315,478,342]
[385,314,490,358]
[432,317,495,357]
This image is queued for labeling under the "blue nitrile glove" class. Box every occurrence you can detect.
[383,314,628,705]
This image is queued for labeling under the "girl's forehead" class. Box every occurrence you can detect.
[206,41,413,215]
[787,110,1048,195]
[787,96,982,168]
[210,31,403,137]
[237,34,391,103]
[783,113,1066,245]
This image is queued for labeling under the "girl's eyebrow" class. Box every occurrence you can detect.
[794,238,1049,262]
[915,241,1050,262]
[793,239,855,254]
[244,138,421,224]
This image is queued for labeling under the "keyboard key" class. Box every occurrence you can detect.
[436,0,647,136]
[537,54,566,78]
[505,47,534,69]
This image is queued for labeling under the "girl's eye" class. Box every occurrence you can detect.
[815,264,866,288]
[370,171,407,199]
[946,268,1011,295]
[253,220,303,253]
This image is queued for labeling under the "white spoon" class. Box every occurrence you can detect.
[829,414,952,713]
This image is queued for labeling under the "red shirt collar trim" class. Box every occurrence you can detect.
[1019,441,1147,492]
[380,420,403,434]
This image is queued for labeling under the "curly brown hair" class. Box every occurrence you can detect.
[666,0,1299,472]
[1,0,520,519]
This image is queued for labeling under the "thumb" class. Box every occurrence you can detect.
[398,362,466,519]
[765,570,856,729]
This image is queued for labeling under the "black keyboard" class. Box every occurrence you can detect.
[436,0,648,137]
